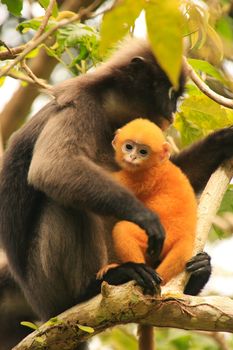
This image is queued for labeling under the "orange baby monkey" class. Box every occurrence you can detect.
[98,118,197,286]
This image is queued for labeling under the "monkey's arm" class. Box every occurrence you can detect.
[171,127,233,193]
[28,115,165,260]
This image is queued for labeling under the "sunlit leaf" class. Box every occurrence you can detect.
[186,3,207,50]
[216,16,233,42]
[77,324,94,333]
[20,321,38,330]
[17,18,57,33]
[207,24,224,62]
[174,113,204,146]
[1,0,23,16]
[188,58,226,84]
[145,0,184,88]
[100,0,143,54]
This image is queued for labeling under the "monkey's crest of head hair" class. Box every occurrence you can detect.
[117,118,166,153]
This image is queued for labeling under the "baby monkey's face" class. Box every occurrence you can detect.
[121,140,151,168]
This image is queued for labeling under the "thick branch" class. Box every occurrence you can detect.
[164,160,233,293]
[13,282,233,350]
[183,57,233,109]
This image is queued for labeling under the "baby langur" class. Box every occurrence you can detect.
[98,118,197,286]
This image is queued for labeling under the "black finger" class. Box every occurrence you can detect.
[135,266,157,293]
[142,265,162,284]
[187,266,211,277]
[186,260,210,272]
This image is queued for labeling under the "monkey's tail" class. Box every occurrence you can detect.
[138,325,154,350]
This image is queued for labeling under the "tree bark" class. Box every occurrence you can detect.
[13,282,233,350]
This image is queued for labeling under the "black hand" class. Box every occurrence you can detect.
[135,210,165,262]
[102,262,162,295]
[184,252,211,296]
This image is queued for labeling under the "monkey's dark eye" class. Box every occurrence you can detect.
[139,149,149,157]
[126,144,133,150]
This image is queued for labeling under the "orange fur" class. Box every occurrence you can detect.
[101,118,197,285]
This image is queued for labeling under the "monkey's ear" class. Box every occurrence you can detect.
[130,56,147,70]
[160,142,171,160]
[131,56,145,64]
[112,129,121,150]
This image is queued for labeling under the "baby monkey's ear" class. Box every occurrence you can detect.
[112,129,121,150]
[160,142,171,161]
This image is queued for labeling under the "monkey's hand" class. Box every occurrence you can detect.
[184,252,211,296]
[135,210,165,263]
[102,262,162,295]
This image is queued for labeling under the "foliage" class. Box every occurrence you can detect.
[1,0,233,348]
[99,326,233,350]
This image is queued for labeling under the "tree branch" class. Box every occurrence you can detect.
[163,160,233,293]
[13,282,233,350]
[0,0,102,78]
[183,57,233,109]
[20,61,51,89]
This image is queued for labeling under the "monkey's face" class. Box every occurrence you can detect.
[116,56,185,130]
[115,140,162,172]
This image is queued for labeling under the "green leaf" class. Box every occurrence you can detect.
[145,0,184,88]
[100,0,143,54]
[1,0,23,16]
[188,59,226,84]
[77,324,94,333]
[216,16,233,41]
[39,0,58,17]
[177,85,233,133]
[45,317,62,327]
[20,321,38,331]
[174,113,204,147]
[17,18,57,33]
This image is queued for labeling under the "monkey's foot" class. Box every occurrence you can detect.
[96,263,119,280]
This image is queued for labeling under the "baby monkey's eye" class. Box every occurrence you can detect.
[122,142,134,153]
[139,149,148,156]
[126,144,133,150]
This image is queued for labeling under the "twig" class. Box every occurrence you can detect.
[0,40,13,56]
[163,160,233,293]
[0,45,26,60]
[20,61,51,89]
[183,56,233,109]
[33,0,56,40]
[7,72,35,84]
[0,0,102,78]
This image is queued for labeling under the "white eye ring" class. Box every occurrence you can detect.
[122,142,134,153]
[168,87,175,100]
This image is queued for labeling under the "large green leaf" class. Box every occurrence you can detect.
[188,58,226,84]
[100,0,143,54]
[176,84,233,141]
[145,0,184,88]
[2,0,23,16]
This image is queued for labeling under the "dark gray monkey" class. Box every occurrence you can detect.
[0,38,227,348]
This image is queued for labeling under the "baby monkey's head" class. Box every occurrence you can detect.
[112,118,171,172]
